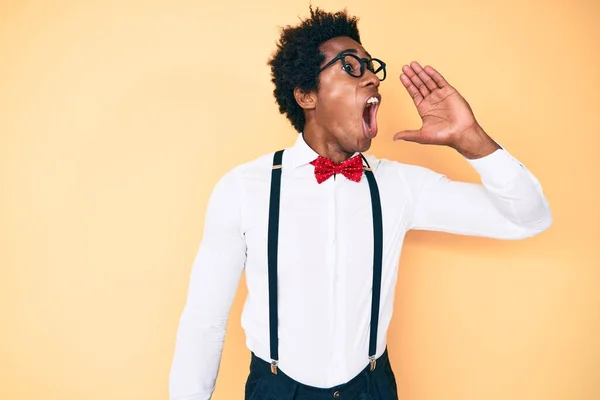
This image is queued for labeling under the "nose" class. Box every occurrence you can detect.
[361,69,380,88]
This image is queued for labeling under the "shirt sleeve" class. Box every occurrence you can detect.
[403,149,552,239]
[169,169,246,400]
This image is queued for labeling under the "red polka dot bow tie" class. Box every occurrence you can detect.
[310,154,364,184]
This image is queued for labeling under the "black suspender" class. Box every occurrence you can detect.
[267,150,284,374]
[267,149,383,374]
[361,154,384,372]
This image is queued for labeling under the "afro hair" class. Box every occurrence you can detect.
[267,7,362,133]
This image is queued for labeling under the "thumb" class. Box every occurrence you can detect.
[393,129,424,143]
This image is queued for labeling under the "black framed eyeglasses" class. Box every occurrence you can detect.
[318,53,387,81]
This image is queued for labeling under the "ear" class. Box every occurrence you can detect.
[293,87,316,110]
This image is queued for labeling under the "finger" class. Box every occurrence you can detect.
[393,129,426,143]
[423,65,449,88]
[399,73,424,105]
[410,61,439,91]
[402,64,430,97]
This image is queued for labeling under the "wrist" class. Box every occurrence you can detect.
[451,124,501,159]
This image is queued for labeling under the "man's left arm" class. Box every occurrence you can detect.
[400,139,552,239]
[393,62,552,238]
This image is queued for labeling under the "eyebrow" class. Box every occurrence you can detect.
[336,48,372,59]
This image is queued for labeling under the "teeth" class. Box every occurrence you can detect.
[366,97,379,107]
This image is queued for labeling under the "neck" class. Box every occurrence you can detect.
[302,123,354,164]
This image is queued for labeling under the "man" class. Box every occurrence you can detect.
[169,7,552,400]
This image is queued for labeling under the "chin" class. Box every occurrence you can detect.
[359,142,372,153]
[347,137,372,155]
[358,135,374,151]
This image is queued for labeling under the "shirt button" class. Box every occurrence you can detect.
[333,391,341,398]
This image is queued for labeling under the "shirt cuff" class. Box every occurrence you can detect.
[466,148,524,186]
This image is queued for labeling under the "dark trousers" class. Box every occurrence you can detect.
[245,349,399,400]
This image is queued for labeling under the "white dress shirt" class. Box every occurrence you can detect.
[169,134,552,400]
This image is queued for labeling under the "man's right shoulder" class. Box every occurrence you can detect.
[218,149,288,184]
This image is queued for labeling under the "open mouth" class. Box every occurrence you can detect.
[362,95,380,138]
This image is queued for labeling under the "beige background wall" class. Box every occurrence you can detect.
[1,0,598,399]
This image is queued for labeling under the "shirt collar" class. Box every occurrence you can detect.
[290,133,361,169]
[290,133,319,168]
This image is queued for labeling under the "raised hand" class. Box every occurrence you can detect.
[393,62,500,158]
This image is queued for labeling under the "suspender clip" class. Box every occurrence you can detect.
[369,356,377,372]
[270,360,279,375]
